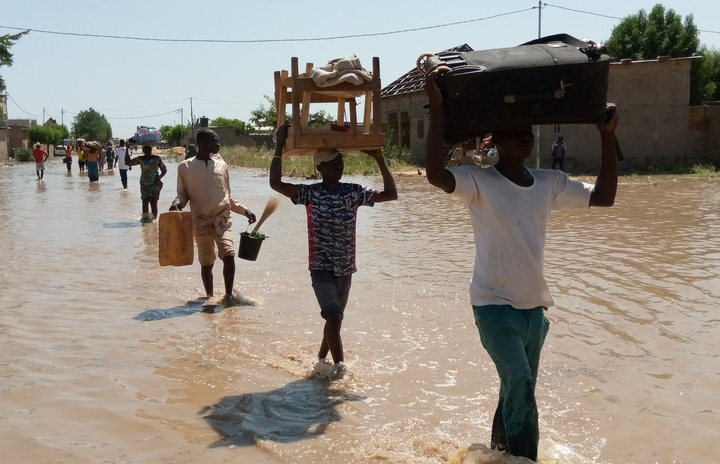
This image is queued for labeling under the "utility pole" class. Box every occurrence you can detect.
[176,108,185,144]
[538,0,542,38]
[61,108,64,126]
[189,97,194,141]
[536,1,543,168]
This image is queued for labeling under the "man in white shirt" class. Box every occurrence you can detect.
[114,139,131,189]
[170,129,256,302]
[424,67,619,462]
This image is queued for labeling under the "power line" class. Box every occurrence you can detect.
[101,99,188,111]
[543,3,622,20]
[0,9,535,44]
[544,3,720,35]
[106,109,180,120]
[193,98,255,106]
[5,93,40,117]
[2,6,717,45]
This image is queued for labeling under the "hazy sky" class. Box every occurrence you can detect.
[3,0,719,139]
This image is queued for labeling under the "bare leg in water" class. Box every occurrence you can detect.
[222,255,235,300]
[317,275,352,364]
[318,314,344,363]
[201,264,214,297]
[200,256,235,300]
[150,198,159,219]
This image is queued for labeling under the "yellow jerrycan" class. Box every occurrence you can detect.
[158,211,194,266]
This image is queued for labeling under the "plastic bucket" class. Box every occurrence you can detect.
[238,232,265,261]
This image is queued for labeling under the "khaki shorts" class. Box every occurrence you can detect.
[195,227,235,266]
[35,162,45,170]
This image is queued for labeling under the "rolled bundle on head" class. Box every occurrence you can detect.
[83,141,103,152]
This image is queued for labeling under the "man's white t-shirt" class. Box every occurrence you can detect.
[449,165,593,309]
[115,146,129,169]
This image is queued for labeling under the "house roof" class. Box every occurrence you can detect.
[381,44,474,98]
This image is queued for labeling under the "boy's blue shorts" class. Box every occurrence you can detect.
[310,270,352,320]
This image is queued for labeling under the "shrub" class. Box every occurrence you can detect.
[691,164,718,176]
[14,148,32,162]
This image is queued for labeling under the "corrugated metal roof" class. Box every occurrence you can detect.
[381,44,474,98]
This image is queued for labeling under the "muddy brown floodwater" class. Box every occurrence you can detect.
[1,158,719,464]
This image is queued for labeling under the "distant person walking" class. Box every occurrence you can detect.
[32,142,48,180]
[77,142,86,172]
[84,141,102,182]
[185,144,198,160]
[64,144,73,172]
[11,147,15,158]
[105,142,115,170]
[99,145,107,171]
[551,136,566,171]
[114,139,131,189]
[125,144,167,221]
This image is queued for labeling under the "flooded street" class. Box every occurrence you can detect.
[1,157,719,464]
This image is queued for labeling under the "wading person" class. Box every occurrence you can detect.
[125,144,167,222]
[169,129,256,302]
[551,136,566,171]
[77,142,86,172]
[84,142,101,182]
[32,142,48,180]
[99,145,106,171]
[64,144,73,172]
[105,142,115,170]
[185,144,198,160]
[114,139,131,188]
[424,67,619,462]
[269,125,398,378]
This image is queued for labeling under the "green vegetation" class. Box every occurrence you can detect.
[72,108,112,142]
[248,231,267,239]
[249,95,333,129]
[250,95,290,128]
[159,124,187,145]
[690,163,719,177]
[168,143,418,177]
[210,117,255,135]
[14,148,31,162]
[0,30,28,93]
[606,3,720,105]
[382,131,413,164]
[28,124,70,146]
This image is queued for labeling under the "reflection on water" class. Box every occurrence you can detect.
[0,159,719,463]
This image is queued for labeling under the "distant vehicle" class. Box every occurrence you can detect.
[54,145,67,156]
[133,126,162,145]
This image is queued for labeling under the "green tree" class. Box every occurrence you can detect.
[249,95,289,128]
[308,109,334,128]
[0,30,28,93]
[28,124,70,146]
[250,95,336,128]
[606,4,699,60]
[605,4,718,105]
[693,46,720,102]
[72,108,112,142]
[159,124,187,146]
[210,116,255,135]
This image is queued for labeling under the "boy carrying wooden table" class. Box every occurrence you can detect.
[270,124,397,378]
